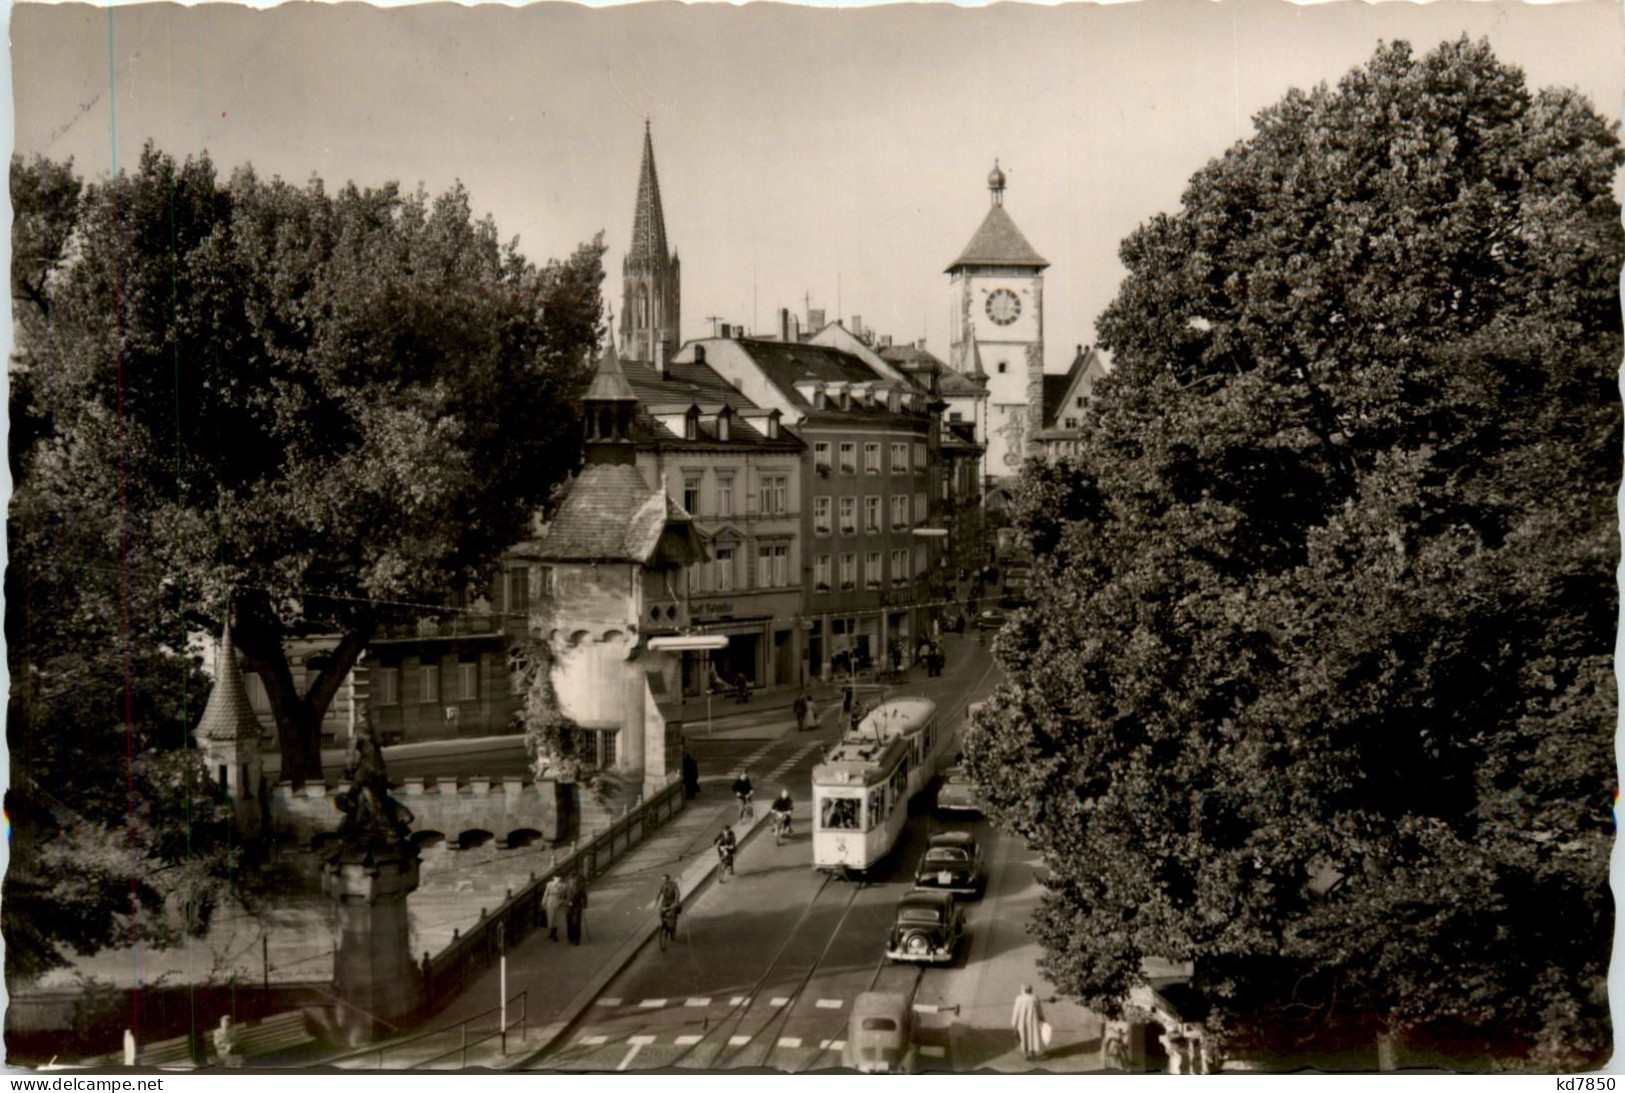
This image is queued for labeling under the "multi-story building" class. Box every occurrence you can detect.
[671,335,942,679]
[617,346,807,694]
[1037,344,1109,460]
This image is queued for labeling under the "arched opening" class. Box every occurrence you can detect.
[410,830,447,851]
[456,829,496,851]
[504,828,544,850]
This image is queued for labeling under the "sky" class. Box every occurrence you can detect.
[10,0,1624,375]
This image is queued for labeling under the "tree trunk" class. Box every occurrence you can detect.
[233,604,375,785]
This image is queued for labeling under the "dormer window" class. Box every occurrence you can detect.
[717,409,732,441]
[814,389,828,410]
[684,408,699,441]
[887,389,901,414]
[766,413,780,439]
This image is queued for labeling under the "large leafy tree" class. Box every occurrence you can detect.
[970,38,1620,1069]
[12,147,604,783]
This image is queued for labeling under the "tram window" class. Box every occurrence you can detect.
[867,787,885,829]
[821,797,860,830]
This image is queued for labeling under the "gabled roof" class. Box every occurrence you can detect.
[1041,345,1109,430]
[623,356,747,407]
[537,463,700,564]
[938,369,987,397]
[725,339,928,426]
[947,204,1048,272]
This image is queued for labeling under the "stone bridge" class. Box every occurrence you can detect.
[270,776,565,851]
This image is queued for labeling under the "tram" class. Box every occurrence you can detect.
[812,697,951,874]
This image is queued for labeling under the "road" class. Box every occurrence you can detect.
[513,636,1104,1073]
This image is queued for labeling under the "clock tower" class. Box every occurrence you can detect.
[946,162,1047,482]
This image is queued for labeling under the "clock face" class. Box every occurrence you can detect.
[986,288,1021,326]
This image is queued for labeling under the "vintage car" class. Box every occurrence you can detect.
[841,991,917,1074]
[974,608,1008,632]
[935,767,983,816]
[912,831,983,896]
[885,889,964,964]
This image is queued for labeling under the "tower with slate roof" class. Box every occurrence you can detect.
[947,162,1048,478]
[193,624,265,843]
[620,122,681,365]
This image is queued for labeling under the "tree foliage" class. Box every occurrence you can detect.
[968,38,1620,1069]
[11,146,605,781]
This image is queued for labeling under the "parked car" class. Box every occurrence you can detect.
[842,992,917,1074]
[912,831,983,896]
[975,608,1007,631]
[885,889,965,964]
[935,767,983,816]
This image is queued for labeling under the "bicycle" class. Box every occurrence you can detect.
[657,904,680,952]
[737,791,755,823]
[772,808,792,845]
[716,842,736,881]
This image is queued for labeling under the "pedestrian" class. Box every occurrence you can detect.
[1012,984,1046,1061]
[792,692,809,732]
[123,1029,137,1067]
[733,671,751,704]
[803,693,818,731]
[917,639,931,671]
[542,873,564,941]
[564,873,588,946]
[682,749,700,798]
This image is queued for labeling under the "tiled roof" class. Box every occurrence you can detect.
[878,344,945,370]
[938,370,986,396]
[584,332,637,403]
[1042,374,1072,429]
[537,463,690,563]
[1042,346,1108,429]
[623,357,748,406]
[946,205,1048,271]
[195,627,262,742]
[729,339,929,426]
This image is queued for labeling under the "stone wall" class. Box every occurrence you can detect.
[270,776,562,848]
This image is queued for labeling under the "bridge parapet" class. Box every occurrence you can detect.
[270,776,563,849]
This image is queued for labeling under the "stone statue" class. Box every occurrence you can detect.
[331,714,415,853]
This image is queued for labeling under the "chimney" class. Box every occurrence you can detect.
[852,315,864,338]
[780,307,791,342]
[808,308,825,331]
[879,334,892,348]
[790,314,802,342]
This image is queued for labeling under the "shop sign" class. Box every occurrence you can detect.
[692,600,735,616]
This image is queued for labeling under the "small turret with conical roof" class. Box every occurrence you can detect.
[584,318,639,466]
[194,622,265,843]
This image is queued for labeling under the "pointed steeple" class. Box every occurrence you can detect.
[585,317,636,404]
[966,324,986,378]
[622,123,682,364]
[195,625,262,742]
[627,119,670,273]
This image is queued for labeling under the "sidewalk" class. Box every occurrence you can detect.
[325,787,771,1070]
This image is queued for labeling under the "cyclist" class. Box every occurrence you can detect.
[732,771,755,822]
[770,788,794,842]
[714,823,738,882]
[653,873,681,949]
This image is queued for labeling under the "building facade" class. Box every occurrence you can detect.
[946,163,1048,485]
[1037,344,1109,460]
[672,335,943,680]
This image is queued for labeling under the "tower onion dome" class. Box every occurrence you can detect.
[988,160,1006,203]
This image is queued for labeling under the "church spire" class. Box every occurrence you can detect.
[622,123,682,364]
[627,119,670,272]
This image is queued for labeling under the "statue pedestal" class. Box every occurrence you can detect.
[323,845,422,1045]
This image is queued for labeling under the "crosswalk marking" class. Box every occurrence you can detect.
[730,995,749,1006]
[684,997,711,1007]
[778,1037,803,1049]
[815,998,843,1009]
[579,1035,608,1046]
[769,996,791,1007]
[628,1035,657,1046]
[595,998,621,1007]
[675,1035,703,1046]
[729,1035,750,1047]
[920,1045,946,1058]
[639,998,667,1008]
[819,1039,846,1051]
